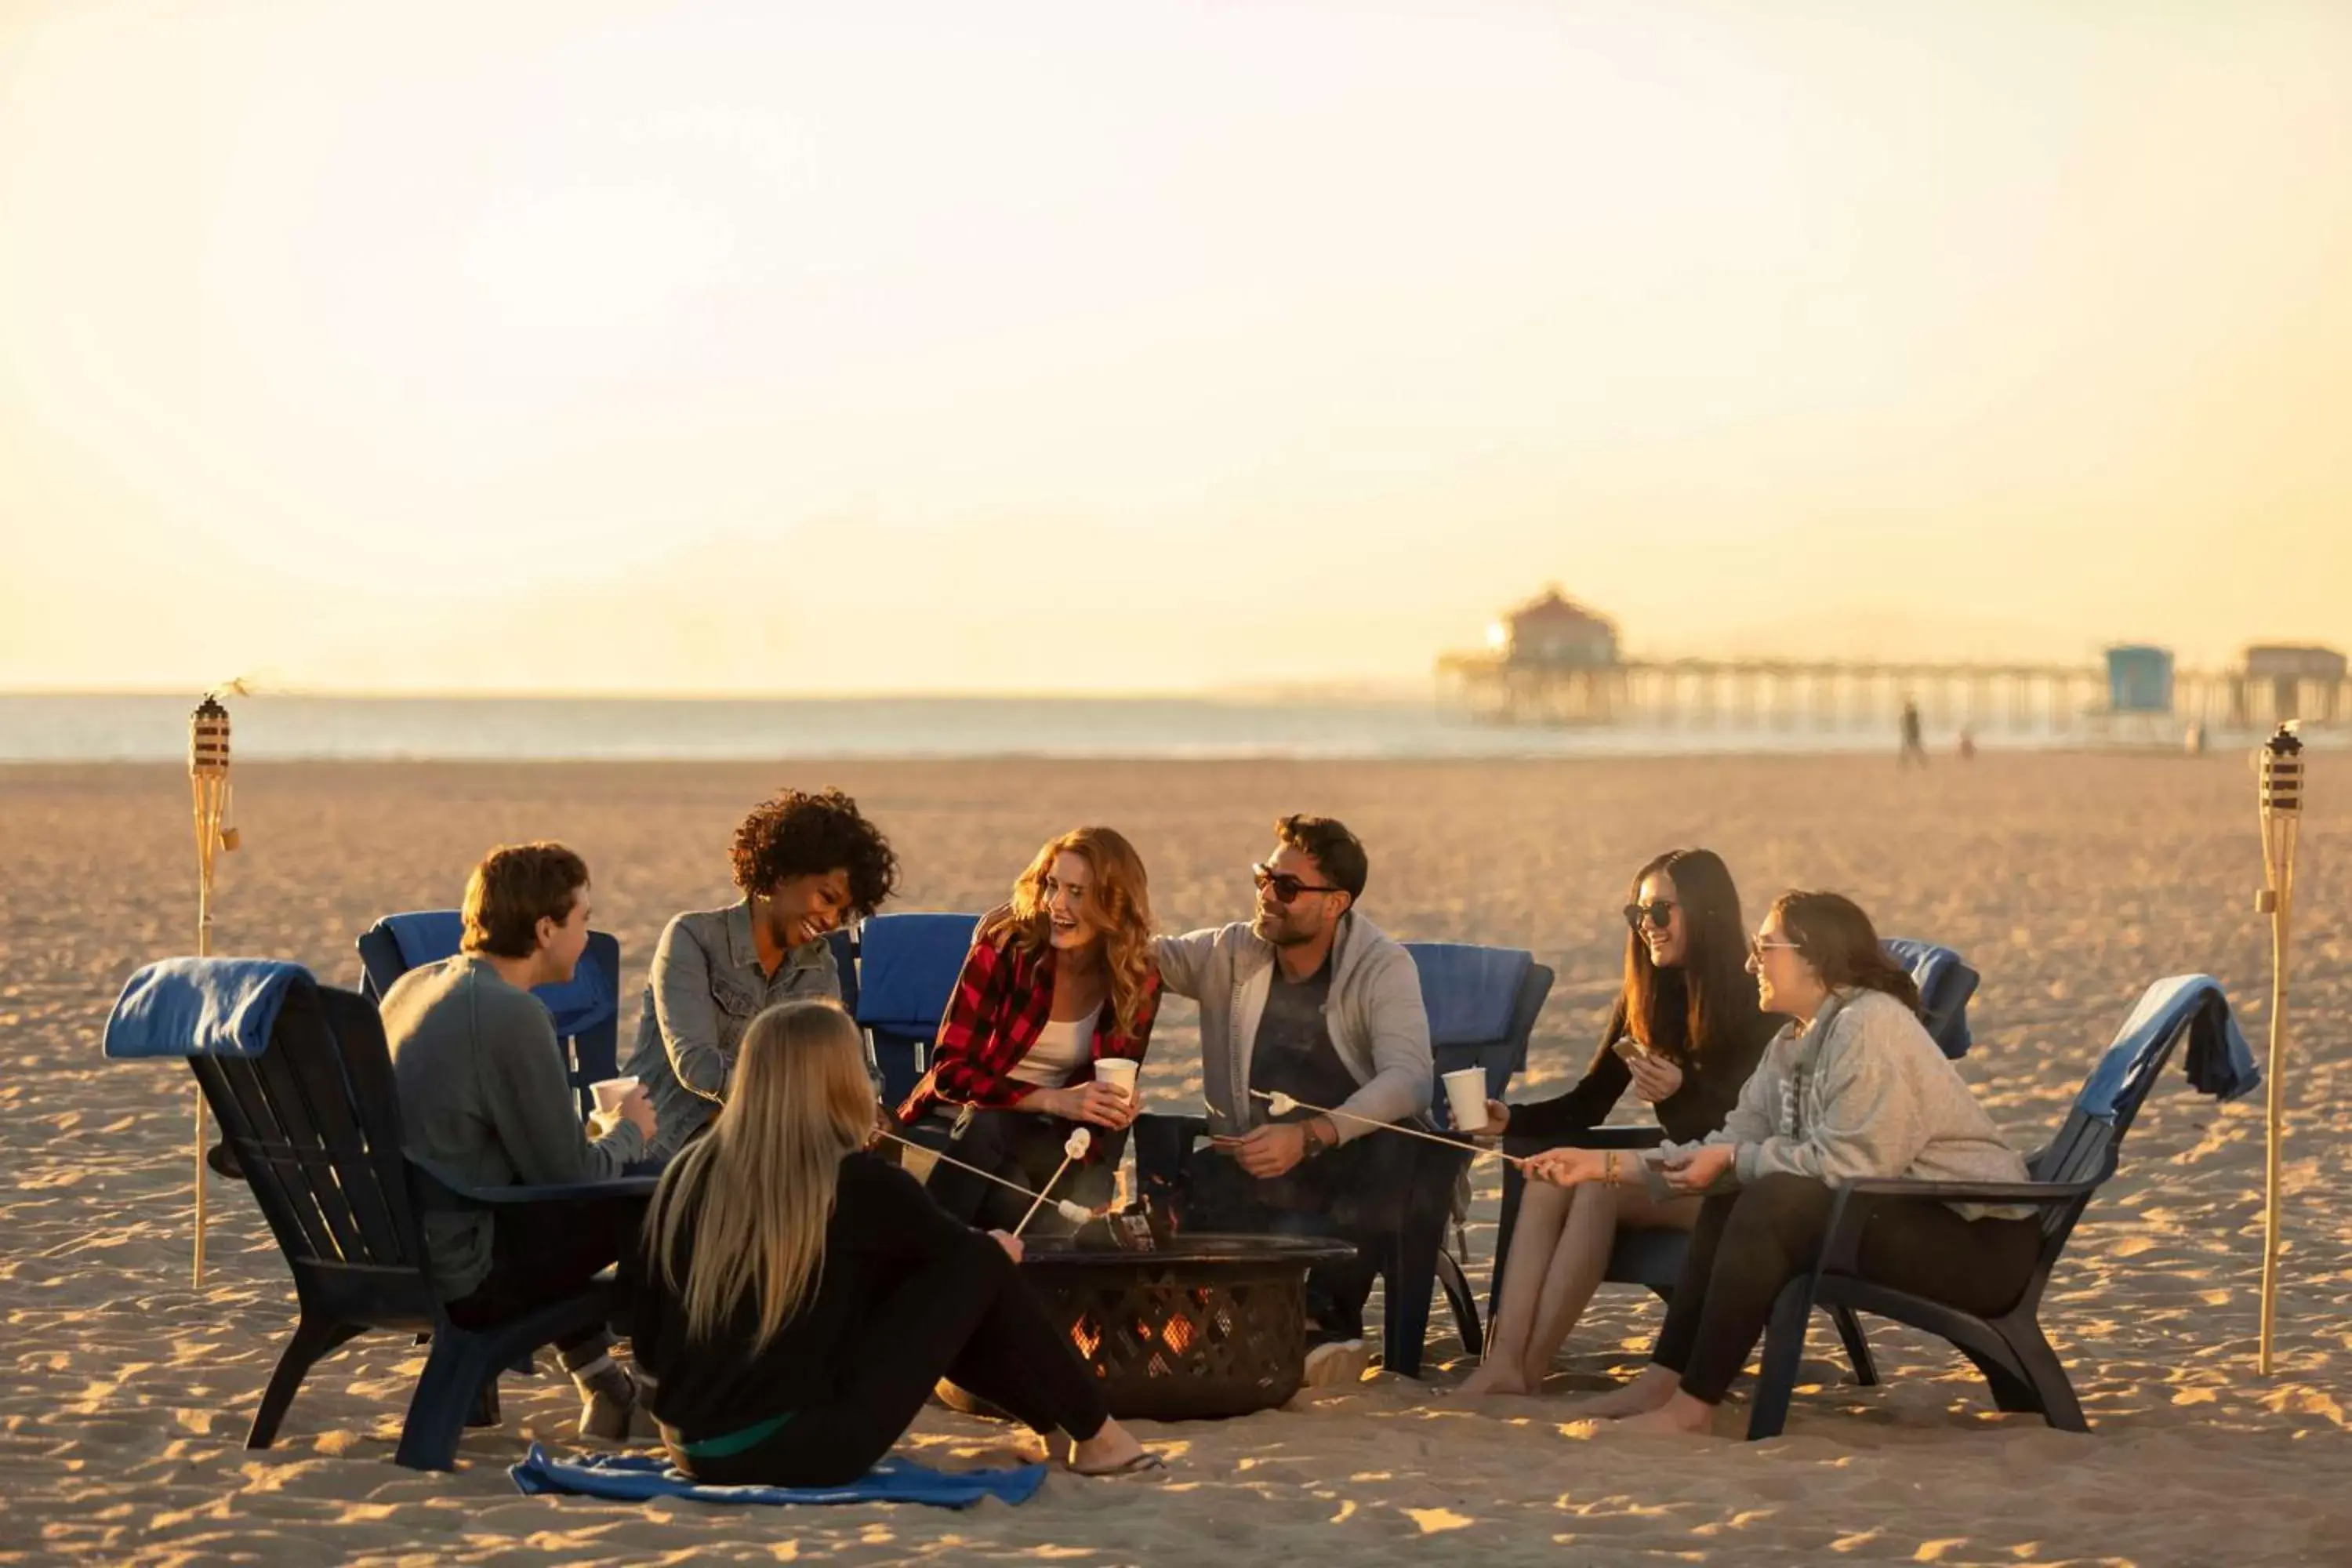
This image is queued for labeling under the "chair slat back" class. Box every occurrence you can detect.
[196,982,425,1275]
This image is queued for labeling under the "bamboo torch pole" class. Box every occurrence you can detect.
[2256,722,2303,1376]
[189,695,234,1286]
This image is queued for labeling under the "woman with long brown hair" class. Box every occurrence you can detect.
[1461,848,1779,1397]
[1529,891,2038,1436]
[896,826,1161,1232]
[622,1000,1156,1483]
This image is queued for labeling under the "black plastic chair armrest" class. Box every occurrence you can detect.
[1815,1177,2091,1275]
[408,1160,659,1212]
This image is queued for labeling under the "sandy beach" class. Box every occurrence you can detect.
[4,752,2348,1566]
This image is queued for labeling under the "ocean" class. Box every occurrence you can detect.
[0,692,1951,764]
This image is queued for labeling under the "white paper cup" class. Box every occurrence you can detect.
[1094,1058,1139,1098]
[1443,1067,1488,1132]
[590,1076,640,1119]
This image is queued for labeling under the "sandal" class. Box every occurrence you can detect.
[1072,1449,1166,1478]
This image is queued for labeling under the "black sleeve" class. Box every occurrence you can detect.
[1507,1000,1635,1141]
[833,1152,991,1260]
[1656,1004,1781,1142]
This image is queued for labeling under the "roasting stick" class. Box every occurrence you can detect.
[877,1128,1095,1227]
[1014,1127,1094,1236]
[1246,1089,1530,1168]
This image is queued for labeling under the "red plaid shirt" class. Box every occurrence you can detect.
[896,924,1160,1136]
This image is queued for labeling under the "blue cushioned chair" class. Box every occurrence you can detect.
[855,912,982,1110]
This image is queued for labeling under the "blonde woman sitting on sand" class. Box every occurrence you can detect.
[895,826,1160,1236]
[1460,849,1777,1397]
[1526,891,2039,1437]
[622,1000,1159,1483]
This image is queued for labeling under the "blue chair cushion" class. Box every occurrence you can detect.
[1882,937,1977,1060]
[1405,943,1533,1047]
[376,910,615,1037]
[855,913,981,1032]
[103,958,314,1059]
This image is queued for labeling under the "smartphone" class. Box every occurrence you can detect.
[1610,1035,1651,1065]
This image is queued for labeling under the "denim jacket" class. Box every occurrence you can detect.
[621,901,840,1160]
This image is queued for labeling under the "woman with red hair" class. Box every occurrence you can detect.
[896,826,1161,1233]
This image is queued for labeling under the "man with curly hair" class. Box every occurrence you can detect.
[622,788,900,1161]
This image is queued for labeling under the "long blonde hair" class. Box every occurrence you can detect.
[644,1000,877,1350]
[978,826,1156,1036]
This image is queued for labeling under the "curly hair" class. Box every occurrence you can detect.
[729,789,899,918]
[978,826,1156,1036]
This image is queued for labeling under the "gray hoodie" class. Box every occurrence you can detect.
[1671,987,2031,1219]
[1152,913,1432,1143]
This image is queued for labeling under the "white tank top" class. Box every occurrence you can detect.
[1010,1005,1100,1090]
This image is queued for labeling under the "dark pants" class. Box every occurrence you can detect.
[1653,1172,2044,1403]
[1181,1135,1419,1345]
[445,1196,647,1359]
[909,1109,1122,1236]
[674,1232,1109,1486]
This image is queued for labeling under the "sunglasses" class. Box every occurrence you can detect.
[1748,935,1803,961]
[1253,864,1344,905]
[1623,898,1678,931]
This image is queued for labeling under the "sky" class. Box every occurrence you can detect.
[2,0,2349,695]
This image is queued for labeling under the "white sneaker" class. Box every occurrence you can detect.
[1301,1339,1373,1388]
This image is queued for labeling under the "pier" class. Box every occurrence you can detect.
[1437,590,2349,736]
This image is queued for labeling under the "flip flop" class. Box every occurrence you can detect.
[1073,1449,1167,1479]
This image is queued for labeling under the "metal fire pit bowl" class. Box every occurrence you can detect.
[942,1232,1359,1422]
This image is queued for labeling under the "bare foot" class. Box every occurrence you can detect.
[1457,1359,1533,1398]
[1067,1417,1159,1476]
[1607,1391,1719,1437]
[1557,1363,1679,1421]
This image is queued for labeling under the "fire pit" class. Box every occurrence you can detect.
[946,1232,1358,1421]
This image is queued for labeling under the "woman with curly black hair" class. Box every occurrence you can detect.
[622,788,900,1162]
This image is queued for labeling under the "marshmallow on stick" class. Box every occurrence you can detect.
[1250,1089,1526,1167]
[879,1129,1097,1227]
[1016,1127,1094,1236]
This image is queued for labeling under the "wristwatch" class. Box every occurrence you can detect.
[1300,1116,1333,1159]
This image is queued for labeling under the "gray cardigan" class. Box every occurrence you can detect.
[1152,912,1432,1144]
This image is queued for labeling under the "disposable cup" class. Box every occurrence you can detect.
[590,1076,640,1118]
[1443,1067,1488,1132]
[1094,1058,1139,1098]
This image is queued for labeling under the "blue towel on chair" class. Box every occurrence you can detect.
[103,958,313,1059]
[1881,938,1977,1060]
[507,1443,1047,1508]
[1404,943,1532,1046]
[2075,975,2259,1123]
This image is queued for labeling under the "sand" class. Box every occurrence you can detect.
[3,753,2348,1566]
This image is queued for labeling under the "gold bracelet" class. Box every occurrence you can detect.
[1605,1150,1618,1184]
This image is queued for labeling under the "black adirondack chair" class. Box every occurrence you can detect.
[1134,942,1552,1377]
[1743,977,2239,1439]
[116,964,652,1469]
[1489,937,1980,1387]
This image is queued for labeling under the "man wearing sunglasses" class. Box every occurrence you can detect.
[1152,815,1435,1385]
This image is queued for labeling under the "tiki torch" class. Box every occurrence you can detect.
[189,695,237,1284]
[2255,722,2302,1375]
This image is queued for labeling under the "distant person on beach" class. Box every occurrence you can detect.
[1958,728,1977,761]
[1459,848,1778,1397]
[1152,815,1435,1388]
[1526,891,2038,1438]
[895,826,1161,1236]
[1900,699,1928,766]
[622,788,899,1163]
[383,841,656,1439]
[623,1000,1159,1483]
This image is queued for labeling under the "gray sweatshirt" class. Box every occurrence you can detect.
[384,956,647,1298]
[1673,988,2031,1220]
[1152,913,1433,1143]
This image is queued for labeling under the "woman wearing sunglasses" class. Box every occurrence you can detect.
[1526,891,2038,1436]
[1461,848,1777,1398]
[895,826,1160,1234]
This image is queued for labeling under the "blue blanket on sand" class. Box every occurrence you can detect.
[507,1444,1048,1509]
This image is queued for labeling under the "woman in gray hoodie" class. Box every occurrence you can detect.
[1523,891,2041,1437]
